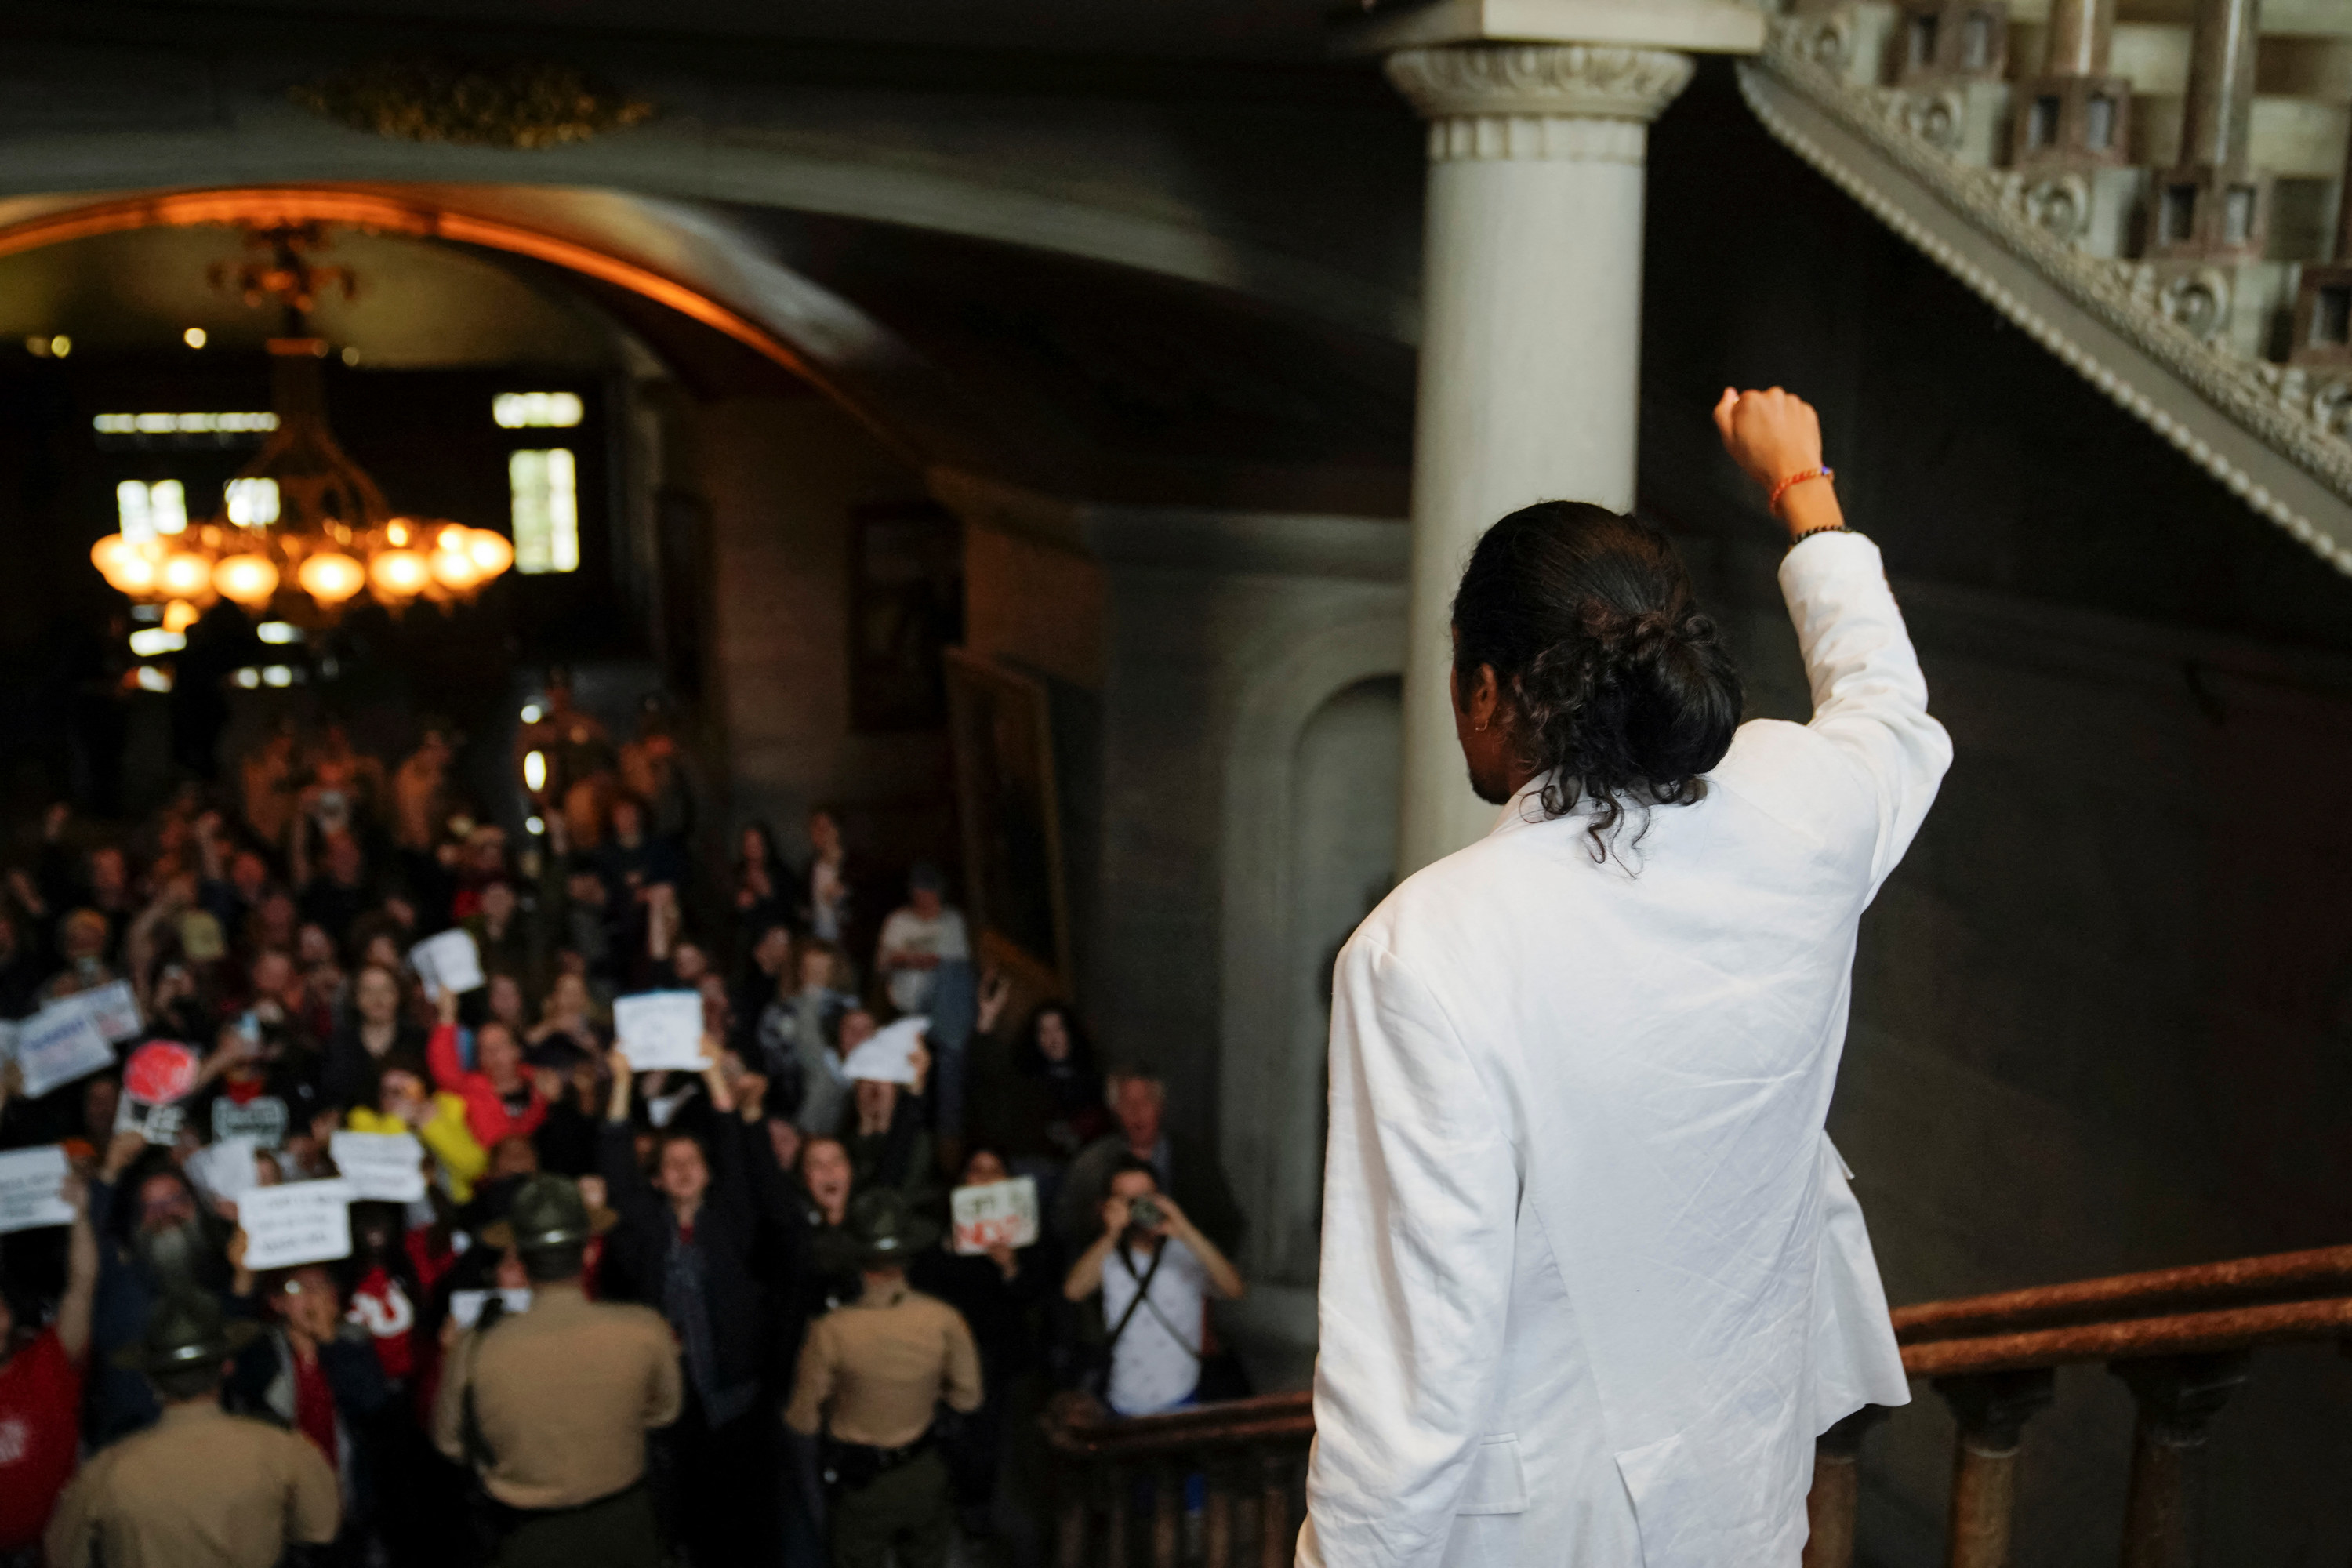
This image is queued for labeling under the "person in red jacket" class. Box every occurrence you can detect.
[0,1163,97,1558]
[426,986,546,1150]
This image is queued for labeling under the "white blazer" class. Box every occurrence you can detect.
[1298,533,1951,1568]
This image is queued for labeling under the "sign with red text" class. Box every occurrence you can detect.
[950,1177,1039,1257]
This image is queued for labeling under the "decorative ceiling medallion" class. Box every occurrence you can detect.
[291,58,653,150]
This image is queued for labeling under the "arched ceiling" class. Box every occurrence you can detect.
[0,184,1413,513]
[44,0,1344,61]
[0,225,622,370]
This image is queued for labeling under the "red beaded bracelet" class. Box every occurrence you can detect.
[1769,466,1835,517]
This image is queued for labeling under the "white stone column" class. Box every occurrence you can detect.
[1388,42,1699,876]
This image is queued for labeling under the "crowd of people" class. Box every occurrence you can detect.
[0,684,1250,1568]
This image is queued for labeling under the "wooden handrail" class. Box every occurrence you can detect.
[1047,1390,1314,1460]
[1891,1243,2352,1345]
[1901,1294,2352,1378]
[1044,1243,2352,1568]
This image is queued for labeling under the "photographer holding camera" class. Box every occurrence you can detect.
[1062,1156,1246,1417]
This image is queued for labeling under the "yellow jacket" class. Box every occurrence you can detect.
[347,1093,488,1202]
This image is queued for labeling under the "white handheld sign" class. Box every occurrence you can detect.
[410,929,485,998]
[13,1002,114,1100]
[238,1179,357,1270]
[329,1131,428,1203]
[614,991,707,1071]
[950,1176,1040,1256]
[0,1145,74,1234]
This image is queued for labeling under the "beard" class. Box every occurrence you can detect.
[1466,757,1513,806]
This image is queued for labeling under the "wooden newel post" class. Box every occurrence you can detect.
[1934,1367,2057,1568]
[2109,1352,2248,1568]
[1803,1405,1891,1568]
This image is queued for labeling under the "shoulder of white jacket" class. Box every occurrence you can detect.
[1344,829,1526,961]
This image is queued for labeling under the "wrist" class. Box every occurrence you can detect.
[1776,477,1845,542]
[1767,466,1834,521]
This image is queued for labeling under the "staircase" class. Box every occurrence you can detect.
[1040,1243,2352,1566]
[1733,0,2352,572]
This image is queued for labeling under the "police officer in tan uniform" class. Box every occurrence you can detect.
[46,1290,340,1568]
[434,1174,681,1568]
[786,1189,985,1568]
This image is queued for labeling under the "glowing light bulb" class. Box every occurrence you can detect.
[296,552,365,606]
[109,551,162,596]
[212,554,280,608]
[369,548,429,599]
[523,750,548,792]
[159,551,212,598]
[91,533,134,579]
[183,327,207,349]
[386,521,411,547]
[162,600,200,634]
[465,529,515,579]
[429,545,485,591]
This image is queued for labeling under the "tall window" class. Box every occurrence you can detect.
[493,392,583,430]
[509,449,579,574]
[225,477,280,528]
[115,479,187,540]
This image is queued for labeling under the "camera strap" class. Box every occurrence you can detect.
[1103,1242,1164,1362]
[1110,1241,1199,1363]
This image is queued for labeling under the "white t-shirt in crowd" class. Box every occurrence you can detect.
[877,906,970,1016]
[1100,1236,1207,1417]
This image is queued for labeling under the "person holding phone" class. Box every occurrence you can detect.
[1299,390,1951,1568]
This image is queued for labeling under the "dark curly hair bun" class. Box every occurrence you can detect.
[1451,501,1743,860]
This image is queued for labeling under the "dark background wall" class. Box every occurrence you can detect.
[1637,60,2352,1567]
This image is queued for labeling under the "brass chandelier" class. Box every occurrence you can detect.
[90,223,512,626]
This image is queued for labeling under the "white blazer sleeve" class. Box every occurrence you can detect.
[1298,935,1519,1568]
[1777,532,1953,892]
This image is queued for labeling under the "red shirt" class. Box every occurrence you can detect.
[346,1266,416,1382]
[292,1348,339,1472]
[425,1022,548,1149]
[0,1329,83,1551]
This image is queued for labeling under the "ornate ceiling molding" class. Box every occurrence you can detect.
[1384,45,1696,125]
[1740,20,2352,576]
[291,59,653,151]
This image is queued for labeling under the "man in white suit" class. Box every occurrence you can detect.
[1299,389,1951,1568]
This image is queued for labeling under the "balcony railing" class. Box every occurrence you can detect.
[1041,1243,2352,1568]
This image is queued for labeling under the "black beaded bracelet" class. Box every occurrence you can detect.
[1787,524,1853,552]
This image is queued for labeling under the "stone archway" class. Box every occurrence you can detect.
[1217,612,1403,1331]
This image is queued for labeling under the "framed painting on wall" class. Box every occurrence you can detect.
[943,648,1071,989]
[850,501,964,732]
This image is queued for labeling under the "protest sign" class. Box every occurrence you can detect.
[238,1179,356,1270]
[114,1091,185,1146]
[113,1040,201,1145]
[329,1131,427,1203]
[842,1015,927,1086]
[0,1145,74,1234]
[212,1095,289,1149]
[13,1001,114,1099]
[78,980,143,1044]
[410,929,485,998]
[614,991,708,1070]
[186,1137,260,1206]
[951,1176,1040,1256]
[448,1288,534,1330]
[124,1041,199,1105]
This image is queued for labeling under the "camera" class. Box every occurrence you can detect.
[1127,1196,1164,1232]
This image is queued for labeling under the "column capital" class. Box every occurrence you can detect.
[1385,45,1695,158]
